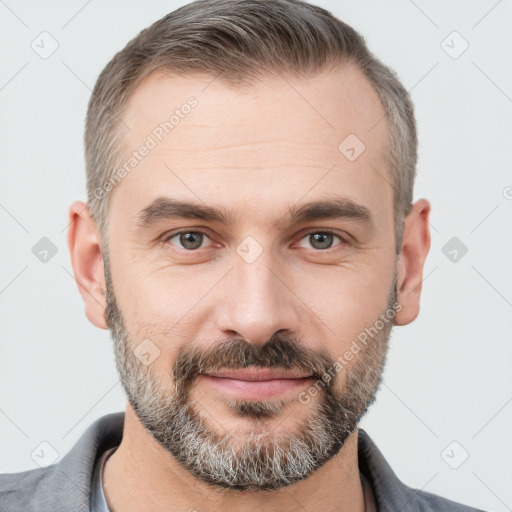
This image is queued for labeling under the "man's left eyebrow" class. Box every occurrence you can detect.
[285,198,374,227]
[135,196,374,229]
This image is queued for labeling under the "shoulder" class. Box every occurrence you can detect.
[0,465,59,509]
[0,412,124,512]
[357,428,489,512]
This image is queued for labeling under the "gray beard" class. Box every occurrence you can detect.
[103,251,396,491]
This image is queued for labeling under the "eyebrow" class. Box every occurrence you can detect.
[135,196,373,229]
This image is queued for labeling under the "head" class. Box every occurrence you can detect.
[68,0,430,492]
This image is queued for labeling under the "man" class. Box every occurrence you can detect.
[0,0,486,511]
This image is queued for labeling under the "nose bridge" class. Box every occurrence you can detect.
[215,242,299,345]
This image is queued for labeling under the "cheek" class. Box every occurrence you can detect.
[293,267,394,375]
[299,265,392,329]
[116,283,209,377]
[113,256,184,321]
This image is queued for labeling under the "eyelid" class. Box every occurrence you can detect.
[163,228,212,241]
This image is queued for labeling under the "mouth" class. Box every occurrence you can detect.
[198,367,315,400]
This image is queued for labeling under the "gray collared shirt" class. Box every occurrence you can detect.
[0,412,488,511]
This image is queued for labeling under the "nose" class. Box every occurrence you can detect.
[214,251,300,346]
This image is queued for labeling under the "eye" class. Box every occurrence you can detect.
[296,230,347,250]
[164,230,212,251]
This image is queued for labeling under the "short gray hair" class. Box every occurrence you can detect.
[85,0,417,254]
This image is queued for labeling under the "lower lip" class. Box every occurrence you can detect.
[198,375,314,400]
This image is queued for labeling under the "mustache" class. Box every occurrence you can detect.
[172,334,336,392]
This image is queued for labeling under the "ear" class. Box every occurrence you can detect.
[67,200,108,329]
[394,198,431,326]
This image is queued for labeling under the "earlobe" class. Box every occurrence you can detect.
[67,200,108,329]
[393,198,431,327]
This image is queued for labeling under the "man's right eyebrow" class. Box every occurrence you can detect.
[136,197,236,227]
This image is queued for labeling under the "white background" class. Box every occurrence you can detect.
[0,1,511,511]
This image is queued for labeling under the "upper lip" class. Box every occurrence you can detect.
[203,367,313,381]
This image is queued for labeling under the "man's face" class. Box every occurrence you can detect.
[103,64,398,490]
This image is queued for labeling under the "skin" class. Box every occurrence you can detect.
[67,63,431,511]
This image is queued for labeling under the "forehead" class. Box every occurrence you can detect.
[110,64,391,227]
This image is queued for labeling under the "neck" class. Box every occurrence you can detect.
[102,405,366,512]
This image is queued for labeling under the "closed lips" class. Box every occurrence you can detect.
[202,368,313,381]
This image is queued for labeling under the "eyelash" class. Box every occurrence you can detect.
[162,229,348,251]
